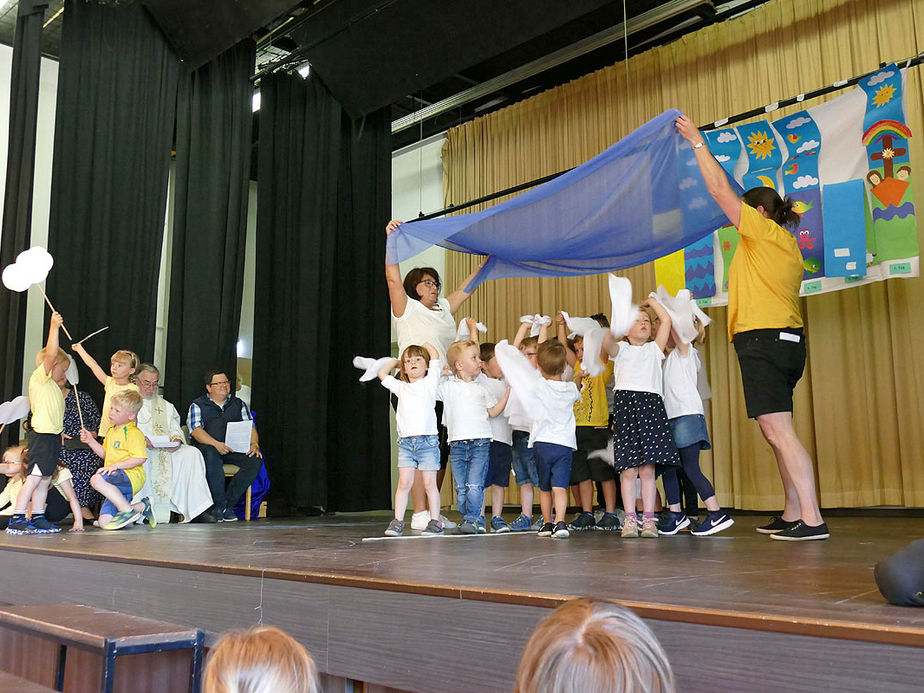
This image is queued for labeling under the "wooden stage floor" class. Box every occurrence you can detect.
[1,512,923,692]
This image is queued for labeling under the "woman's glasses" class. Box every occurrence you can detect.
[418,279,441,289]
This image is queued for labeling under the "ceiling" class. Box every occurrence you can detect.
[0,0,772,152]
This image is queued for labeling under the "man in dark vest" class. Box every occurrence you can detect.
[187,369,262,522]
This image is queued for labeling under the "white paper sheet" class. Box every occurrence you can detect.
[225,420,254,453]
[148,435,178,449]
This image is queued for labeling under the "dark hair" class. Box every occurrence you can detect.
[742,186,800,229]
[590,312,609,328]
[479,342,496,362]
[204,369,229,386]
[402,267,441,300]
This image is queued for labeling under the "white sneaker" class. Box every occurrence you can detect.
[439,514,457,529]
[410,511,430,531]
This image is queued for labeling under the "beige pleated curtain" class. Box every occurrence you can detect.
[440,0,924,510]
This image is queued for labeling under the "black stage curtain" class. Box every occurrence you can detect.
[165,40,255,414]
[46,1,180,406]
[254,73,391,512]
[0,0,47,450]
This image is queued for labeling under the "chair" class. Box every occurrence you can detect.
[223,464,253,521]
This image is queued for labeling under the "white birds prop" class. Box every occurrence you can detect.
[519,313,551,337]
[607,275,637,339]
[456,319,487,341]
[352,356,396,382]
[1,246,72,340]
[0,395,31,438]
[652,286,713,344]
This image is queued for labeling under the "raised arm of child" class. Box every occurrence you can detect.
[41,312,64,375]
[423,342,439,363]
[643,297,672,351]
[376,358,401,381]
[671,326,690,356]
[487,386,511,418]
[537,321,549,344]
[466,318,480,346]
[72,343,109,386]
[555,312,576,366]
[513,320,531,348]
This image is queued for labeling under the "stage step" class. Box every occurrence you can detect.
[0,603,204,693]
[0,670,58,693]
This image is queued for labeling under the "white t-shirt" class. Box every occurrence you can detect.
[662,348,705,419]
[505,387,533,432]
[478,374,512,445]
[381,360,441,438]
[529,378,583,449]
[393,297,457,365]
[436,377,498,442]
[611,341,665,396]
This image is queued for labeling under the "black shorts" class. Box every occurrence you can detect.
[733,328,806,419]
[27,432,62,477]
[570,426,614,484]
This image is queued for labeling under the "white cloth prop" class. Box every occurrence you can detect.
[133,395,213,524]
[493,340,546,417]
[519,313,551,337]
[456,319,488,341]
[608,275,637,338]
[0,396,31,425]
[352,356,395,382]
[587,436,615,467]
[560,311,608,377]
[652,287,713,345]
[1,246,53,292]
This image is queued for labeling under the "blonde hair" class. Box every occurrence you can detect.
[446,340,478,375]
[2,446,28,483]
[514,598,675,693]
[112,349,139,376]
[110,389,143,415]
[35,347,69,369]
[204,626,320,693]
[537,340,567,377]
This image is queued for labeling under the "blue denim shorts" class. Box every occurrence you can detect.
[397,435,441,471]
[511,430,539,486]
[668,414,711,450]
[99,469,135,518]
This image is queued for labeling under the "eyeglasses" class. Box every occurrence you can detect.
[209,380,230,386]
[418,279,441,289]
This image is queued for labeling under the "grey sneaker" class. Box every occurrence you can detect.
[384,519,405,536]
[459,520,478,534]
[422,519,443,535]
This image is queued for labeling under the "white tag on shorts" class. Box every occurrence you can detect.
[779,331,801,343]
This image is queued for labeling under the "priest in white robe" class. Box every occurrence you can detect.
[134,364,214,523]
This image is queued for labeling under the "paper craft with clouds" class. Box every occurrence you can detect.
[0,395,31,437]
[1,246,73,339]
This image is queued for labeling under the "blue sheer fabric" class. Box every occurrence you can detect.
[387,109,739,291]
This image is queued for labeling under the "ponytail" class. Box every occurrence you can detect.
[742,186,800,229]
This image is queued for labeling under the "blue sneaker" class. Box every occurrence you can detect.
[508,513,535,532]
[30,516,62,534]
[658,511,690,536]
[568,512,596,531]
[691,510,735,536]
[490,516,510,533]
[5,516,37,535]
[141,497,157,529]
[477,516,487,534]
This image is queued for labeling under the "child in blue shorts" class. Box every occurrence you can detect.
[479,343,516,533]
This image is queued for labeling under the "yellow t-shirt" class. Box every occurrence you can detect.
[727,203,804,338]
[29,365,65,434]
[103,421,147,493]
[573,358,614,427]
[99,377,140,438]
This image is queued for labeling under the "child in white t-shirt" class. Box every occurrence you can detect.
[437,340,510,534]
[478,343,516,533]
[377,343,443,537]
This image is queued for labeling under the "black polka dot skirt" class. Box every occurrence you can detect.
[611,390,681,471]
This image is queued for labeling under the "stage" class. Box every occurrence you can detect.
[1,513,922,692]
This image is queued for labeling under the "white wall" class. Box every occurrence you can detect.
[0,45,60,395]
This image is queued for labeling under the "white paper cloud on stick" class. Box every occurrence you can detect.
[2,246,54,293]
[0,396,31,425]
[65,354,80,386]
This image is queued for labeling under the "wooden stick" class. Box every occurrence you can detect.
[35,284,72,341]
[74,325,109,346]
[72,385,86,430]
[0,423,6,438]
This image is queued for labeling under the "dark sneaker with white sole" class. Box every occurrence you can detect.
[568,512,596,531]
[595,512,621,532]
[690,510,734,536]
[756,516,800,534]
[770,521,830,541]
[551,521,570,539]
[659,511,691,535]
[537,522,555,537]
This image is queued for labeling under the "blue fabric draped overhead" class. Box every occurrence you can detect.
[387,108,740,291]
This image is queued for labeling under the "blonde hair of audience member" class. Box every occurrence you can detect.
[536,340,566,378]
[204,626,320,693]
[515,598,675,693]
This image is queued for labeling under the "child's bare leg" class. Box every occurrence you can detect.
[639,464,657,513]
[601,479,618,513]
[394,467,415,521]
[422,471,441,521]
[13,475,47,514]
[578,480,594,512]
[539,489,553,524]
[410,470,427,514]
[91,473,132,515]
[520,482,534,516]
[491,485,505,517]
[552,487,568,521]
[619,468,638,513]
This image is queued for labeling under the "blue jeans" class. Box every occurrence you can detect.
[449,439,490,522]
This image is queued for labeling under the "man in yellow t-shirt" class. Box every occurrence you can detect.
[80,390,154,530]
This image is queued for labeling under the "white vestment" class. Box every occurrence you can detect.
[134,395,213,523]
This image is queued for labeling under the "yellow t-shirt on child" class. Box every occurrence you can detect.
[573,358,614,427]
[99,377,140,438]
[103,421,147,494]
[727,203,804,338]
[29,365,65,435]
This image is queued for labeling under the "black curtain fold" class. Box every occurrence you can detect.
[165,39,255,413]
[0,0,47,450]
[46,0,180,406]
[254,73,391,512]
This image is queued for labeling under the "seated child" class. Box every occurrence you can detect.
[80,390,155,530]
[437,339,509,534]
[0,447,84,532]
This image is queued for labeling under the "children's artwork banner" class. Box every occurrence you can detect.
[658,64,919,306]
[387,109,737,291]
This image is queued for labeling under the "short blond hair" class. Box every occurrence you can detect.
[446,339,478,374]
[514,598,675,693]
[35,347,69,369]
[204,626,320,693]
[110,389,142,415]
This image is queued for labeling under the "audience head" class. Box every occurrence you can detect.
[204,625,320,693]
[136,363,160,399]
[537,340,567,378]
[205,370,233,401]
[399,344,430,383]
[515,598,675,693]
